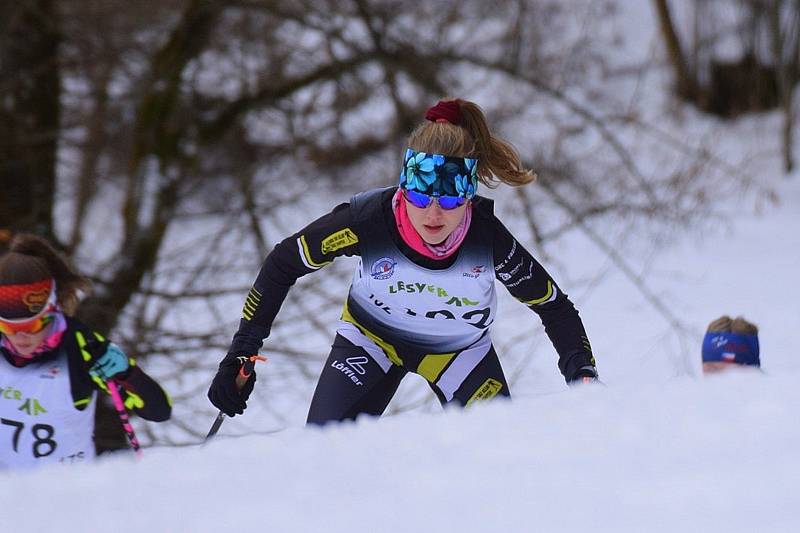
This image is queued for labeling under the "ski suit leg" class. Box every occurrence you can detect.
[425,339,510,408]
[307,334,407,426]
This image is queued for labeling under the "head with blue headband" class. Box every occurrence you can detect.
[397,99,537,243]
[400,99,537,196]
[702,315,761,374]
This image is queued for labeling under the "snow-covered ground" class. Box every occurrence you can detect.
[3,369,799,532]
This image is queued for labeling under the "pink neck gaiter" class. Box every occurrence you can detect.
[1,311,67,365]
[392,188,472,260]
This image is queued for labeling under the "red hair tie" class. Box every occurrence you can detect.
[425,100,461,125]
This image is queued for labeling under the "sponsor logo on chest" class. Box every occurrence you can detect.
[463,265,486,279]
[0,385,48,416]
[387,280,480,307]
[371,257,397,280]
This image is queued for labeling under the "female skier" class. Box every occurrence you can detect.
[0,234,171,468]
[208,99,599,425]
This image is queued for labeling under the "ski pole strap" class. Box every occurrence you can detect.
[235,354,267,390]
[108,380,142,457]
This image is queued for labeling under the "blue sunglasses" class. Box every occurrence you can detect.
[403,189,468,210]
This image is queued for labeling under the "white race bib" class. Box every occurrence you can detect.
[0,352,96,469]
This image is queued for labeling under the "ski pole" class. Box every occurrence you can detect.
[205,354,266,441]
[107,379,143,458]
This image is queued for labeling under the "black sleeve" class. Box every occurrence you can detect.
[227,202,361,357]
[116,366,172,422]
[492,217,597,382]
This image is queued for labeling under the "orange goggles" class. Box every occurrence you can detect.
[0,313,55,336]
[0,279,57,336]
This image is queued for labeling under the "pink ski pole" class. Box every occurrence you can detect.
[107,380,142,458]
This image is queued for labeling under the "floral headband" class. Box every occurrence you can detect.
[398,148,478,199]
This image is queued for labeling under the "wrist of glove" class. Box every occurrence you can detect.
[207,354,257,417]
[89,343,132,382]
[568,365,602,386]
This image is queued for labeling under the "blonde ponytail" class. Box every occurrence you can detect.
[408,98,536,188]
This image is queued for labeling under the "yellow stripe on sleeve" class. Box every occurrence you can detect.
[519,280,556,306]
[298,235,331,269]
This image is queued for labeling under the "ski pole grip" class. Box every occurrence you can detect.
[235,354,267,390]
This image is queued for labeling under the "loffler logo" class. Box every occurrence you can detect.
[345,356,368,375]
[331,356,368,386]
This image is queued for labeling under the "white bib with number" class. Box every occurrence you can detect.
[0,351,96,469]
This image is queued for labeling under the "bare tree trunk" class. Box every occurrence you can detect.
[0,0,60,243]
[769,1,796,174]
[66,70,109,254]
[652,0,698,100]
[81,0,224,454]
[782,84,795,174]
[79,0,224,334]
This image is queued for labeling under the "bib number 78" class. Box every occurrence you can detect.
[1,418,57,458]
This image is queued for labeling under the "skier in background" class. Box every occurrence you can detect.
[209,98,600,425]
[702,315,761,374]
[0,234,171,468]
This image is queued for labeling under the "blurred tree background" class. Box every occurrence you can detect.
[0,0,790,449]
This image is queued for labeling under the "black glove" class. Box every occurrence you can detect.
[567,365,602,386]
[207,354,257,417]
